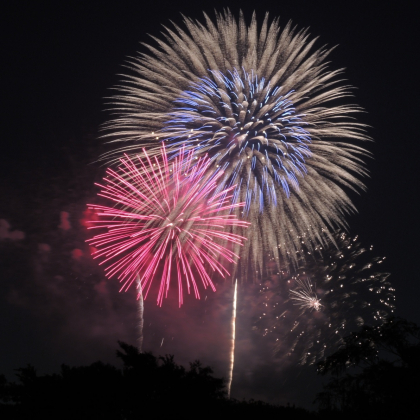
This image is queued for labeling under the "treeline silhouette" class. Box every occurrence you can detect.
[316,317,420,419]
[2,317,419,420]
[0,341,315,420]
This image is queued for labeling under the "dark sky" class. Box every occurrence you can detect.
[1,0,419,410]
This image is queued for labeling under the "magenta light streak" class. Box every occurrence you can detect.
[87,146,249,306]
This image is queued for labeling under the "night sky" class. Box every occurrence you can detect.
[1,0,419,409]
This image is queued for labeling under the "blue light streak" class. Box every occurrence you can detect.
[159,67,312,214]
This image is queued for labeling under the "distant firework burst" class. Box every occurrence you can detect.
[256,233,396,365]
[87,146,249,306]
[102,10,369,275]
[290,278,323,312]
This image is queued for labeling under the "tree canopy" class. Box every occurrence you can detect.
[1,341,315,420]
[315,317,420,419]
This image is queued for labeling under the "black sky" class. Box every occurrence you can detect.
[1,0,419,409]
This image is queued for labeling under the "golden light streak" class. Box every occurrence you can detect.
[227,279,237,398]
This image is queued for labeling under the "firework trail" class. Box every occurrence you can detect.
[101,10,369,276]
[227,279,237,398]
[257,233,396,365]
[87,146,249,306]
[137,275,144,352]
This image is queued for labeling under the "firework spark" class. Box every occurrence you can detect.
[102,10,369,275]
[87,146,249,306]
[257,233,396,365]
[227,279,237,398]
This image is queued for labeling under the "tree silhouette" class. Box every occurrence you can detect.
[115,341,226,418]
[315,317,420,419]
[0,361,123,419]
[0,342,318,419]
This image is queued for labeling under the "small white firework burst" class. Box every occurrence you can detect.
[290,278,323,312]
[257,233,396,365]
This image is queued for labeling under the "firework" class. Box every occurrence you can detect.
[87,146,249,306]
[137,275,144,352]
[290,278,323,312]
[101,10,369,275]
[257,233,396,364]
[227,279,237,398]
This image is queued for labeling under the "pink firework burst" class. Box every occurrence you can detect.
[87,146,249,306]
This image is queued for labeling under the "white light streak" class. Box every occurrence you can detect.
[137,275,144,352]
[227,279,237,398]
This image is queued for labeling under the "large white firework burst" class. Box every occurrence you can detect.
[102,10,370,277]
